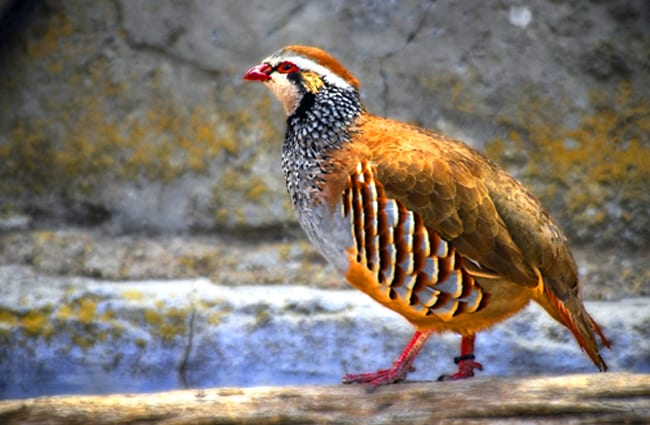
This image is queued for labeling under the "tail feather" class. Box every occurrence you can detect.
[542,284,609,371]
[588,313,612,349]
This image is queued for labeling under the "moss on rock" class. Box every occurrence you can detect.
[485,81,650,248]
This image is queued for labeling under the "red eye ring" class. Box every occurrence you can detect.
[276,61,299,74]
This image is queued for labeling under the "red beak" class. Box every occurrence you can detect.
[243,63,272,82]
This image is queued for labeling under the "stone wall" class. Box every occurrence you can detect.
[0,0,648,246]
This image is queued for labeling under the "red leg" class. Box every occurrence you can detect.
[438,334,483,381]
[342,329,434,386]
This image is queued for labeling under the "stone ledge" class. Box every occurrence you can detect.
[1,374,649,424]
[1,264,648,399]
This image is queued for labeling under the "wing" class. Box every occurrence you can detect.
[354,114,541,288]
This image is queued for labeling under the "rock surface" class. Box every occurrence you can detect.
[1,228,648,300]
[0,0,648,246]
[1,264,648,399]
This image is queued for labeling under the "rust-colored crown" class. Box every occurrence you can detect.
[284,45,360,90]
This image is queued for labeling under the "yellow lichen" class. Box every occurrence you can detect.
[207,312,223,326]
[276,244,292,262]
[486,81,650,226]
[20,310,49,337]
[110,324,124,339]
[121,290,145,301]
[77,298,97,324]
[144,309,163,327]
[100,308,117,322]
[57,304,74,320]
[244,177,270,202]
[1,41,279,200]
[26,8,73,60]
[0,309,17,325]
[71,334,94,350]
[1,9,286,232]
[150,306,189,342]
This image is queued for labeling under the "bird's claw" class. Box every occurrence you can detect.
[437,359,483,381]
[342,364,416,386]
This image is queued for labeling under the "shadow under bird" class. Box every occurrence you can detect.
[243,45,610,385]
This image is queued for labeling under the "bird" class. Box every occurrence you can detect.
[243,45,610,385]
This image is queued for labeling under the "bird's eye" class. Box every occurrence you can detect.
[276,61,299,74]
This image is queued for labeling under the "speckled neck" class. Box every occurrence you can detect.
[281,84,362,211]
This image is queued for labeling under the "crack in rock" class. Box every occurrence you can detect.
[266,2,307,37]
[405,0,436,45]
[112,0,221,79]
[377,0,437,115]
[177,296,197,389]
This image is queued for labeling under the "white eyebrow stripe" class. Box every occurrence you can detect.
[266,55,354,90]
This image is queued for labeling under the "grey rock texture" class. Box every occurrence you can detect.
[0,228,647,300]
[0,0,648,243]
[1,265,647,399]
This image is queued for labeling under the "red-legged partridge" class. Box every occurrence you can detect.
[243,45,610,385]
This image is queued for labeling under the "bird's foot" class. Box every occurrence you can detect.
[342,362,416,386]
[437,354,483,381]
[342,330,433,386]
